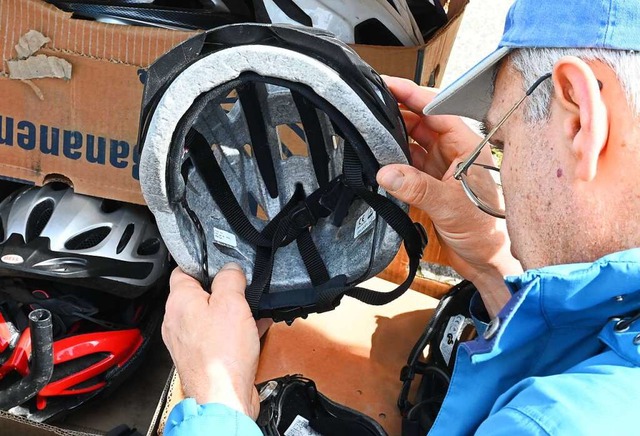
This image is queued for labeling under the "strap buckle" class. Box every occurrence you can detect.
[256,275,348,324]
[289,202,317,231]
[288,177,346,231]
[318,175,347,211]
[400,364,415,382]
[260,299,342,325]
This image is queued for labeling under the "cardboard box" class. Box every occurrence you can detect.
[0,0,467,205]
[0,0,196,205]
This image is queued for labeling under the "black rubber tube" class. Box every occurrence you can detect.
[0,308,54,410]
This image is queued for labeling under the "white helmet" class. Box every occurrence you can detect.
[251,0,425,46]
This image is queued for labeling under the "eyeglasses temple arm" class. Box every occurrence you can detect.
[453,72,552,178]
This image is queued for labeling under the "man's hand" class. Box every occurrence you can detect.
[377,76,523,316]
[162,264,270,420]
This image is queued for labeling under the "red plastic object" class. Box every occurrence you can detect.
[0,324,143,410]
[37,329,143,402]
[0,311,14,353]
[0,327,32,379]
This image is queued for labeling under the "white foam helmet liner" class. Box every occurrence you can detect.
[140,44,409,285]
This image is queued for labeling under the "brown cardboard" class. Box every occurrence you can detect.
[0,0,467,205]
[0,0,195,205]
[14,29,51,59]
[7,54,72,80]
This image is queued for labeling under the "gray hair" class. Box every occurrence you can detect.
[508,48,640,123]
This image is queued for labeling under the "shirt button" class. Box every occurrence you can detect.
[484,317,501,340]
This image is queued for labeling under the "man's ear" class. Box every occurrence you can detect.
[552,56,608,182]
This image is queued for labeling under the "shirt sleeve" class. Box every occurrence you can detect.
[164,398,262,436]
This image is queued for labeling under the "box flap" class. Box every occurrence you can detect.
[0,0,197,204]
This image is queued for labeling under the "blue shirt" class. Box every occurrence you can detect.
[165,398,261,436]
[166,249,640,435]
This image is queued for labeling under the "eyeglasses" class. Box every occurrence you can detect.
[453,73,552,219]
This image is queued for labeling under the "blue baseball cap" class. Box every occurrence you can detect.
[424,0,640,121]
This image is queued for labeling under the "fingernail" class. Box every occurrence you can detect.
[378,169,404,192]
[220,262,242,272]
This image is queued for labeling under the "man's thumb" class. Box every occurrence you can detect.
[377,164,439,210]
[210,262,247,297]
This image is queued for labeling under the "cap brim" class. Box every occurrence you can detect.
[423,47,511,121]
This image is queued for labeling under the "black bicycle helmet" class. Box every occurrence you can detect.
[406,0,448,40]
[139,23,427,323]
[256,375,387,435]
[45,0,252,30]
[0,184,169,298]
[398,281,477,435]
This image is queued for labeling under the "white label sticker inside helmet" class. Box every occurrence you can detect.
[354,207,376,239]
[439,314,472,365]
[213,227,237,249]
[1,254,24,265]
[284,415,323,436]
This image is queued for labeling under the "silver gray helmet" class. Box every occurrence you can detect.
[0,184,169,297]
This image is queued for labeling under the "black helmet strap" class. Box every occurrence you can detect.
[186,127,427,323]
[175,75,426,323]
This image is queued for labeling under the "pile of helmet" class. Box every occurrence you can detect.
[0,182,169,422]
[45,0,448,45]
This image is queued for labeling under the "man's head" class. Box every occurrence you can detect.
[425,0,640,270]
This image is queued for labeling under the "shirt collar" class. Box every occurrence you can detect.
[505,248,640,329]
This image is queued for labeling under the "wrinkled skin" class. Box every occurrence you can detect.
[377,76,522,316]
[162,265,271,419]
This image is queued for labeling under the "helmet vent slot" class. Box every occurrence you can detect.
[50,352,109,384]
[331,134,342,150]
[243,143,253,158]
[137,238,161,256]
[220,90,238,113]
[65,227,112,250]
[116,224,136,254]
[276,124,308,159]
[354,19,403,46]
[26,200,54,242]
[385,0,399,13]
[248,192,268,221]
[100,199,122,214]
